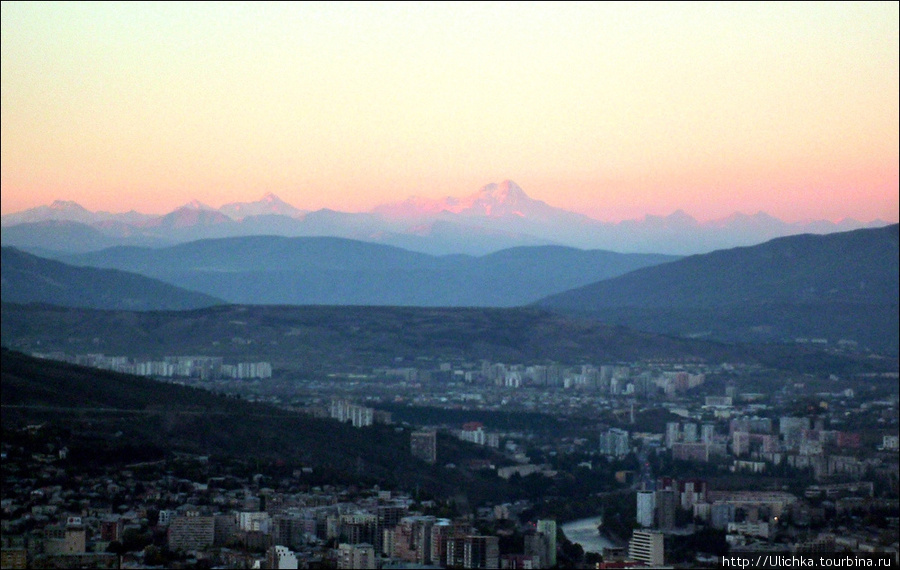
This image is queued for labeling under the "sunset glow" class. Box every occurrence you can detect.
[2,1,897,222]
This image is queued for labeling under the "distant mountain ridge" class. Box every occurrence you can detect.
[58,237,677,307]
[2,182,889,256]
[1,247,224,311]
[537,224,900,354]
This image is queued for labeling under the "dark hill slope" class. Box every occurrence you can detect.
[1,247,224,311]
[1,303,753,369]
[537,225,899,353]
[539,224,898,308]
[0,349,510,500]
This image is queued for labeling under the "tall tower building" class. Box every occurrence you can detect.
[636,491,656,528]
[666,422,681,448]
[655,489,677,530]
[536,519,557,568]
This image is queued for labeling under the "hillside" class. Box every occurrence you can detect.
[0,220,168,254]
[0,348,511,500]
[60,237,676,307]
[1,303,756,370]
[1,247,224,311]
[537,225,900,353]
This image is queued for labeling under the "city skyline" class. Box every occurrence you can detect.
[2,2,898,223]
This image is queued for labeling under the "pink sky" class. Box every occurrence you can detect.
[2,2,897,223]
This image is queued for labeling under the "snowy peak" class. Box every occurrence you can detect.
[465,180,535,216]
[142,206,233,229]
[373,180,560,219]
[477,180,529,203]
[459,180,540,217]
[180,199,215,211]
[219,193,304,220]
[49,200,91,213]
[0,200,98,226]
[467,180,528,203]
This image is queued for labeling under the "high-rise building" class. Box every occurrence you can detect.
[266,545,298,570]
[535,519,557,567]
[628,530,664,567]
[410,430,437,464]
[780,416,810,450]
[430,520,469,566]
[524,532,549,567]
[636,491,656,528]
[599,428,631,458]
[337,543,376,570]
[330,400,374,428]
[376,505,407,555]
[682,422,698,443]
[710,503,736,530]
[168,516,215,552]
[666,422,681,448]
[464,536,500,569]
[655,489,677,530]
[732,431,750,456]
[701,423,716,444]
[679,479,707,510]
[392,516,436,565]
[460,422,487,445]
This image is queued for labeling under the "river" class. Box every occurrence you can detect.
[560,516,621,554]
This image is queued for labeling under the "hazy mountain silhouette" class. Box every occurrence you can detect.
[219,192,306,220]
[60,237,676,307]
[1,220,170,254]
[1,247,224,311]
[3,182,889,255]
[537,224,900,353]
[374,180,582,222]
[0,200,154,226]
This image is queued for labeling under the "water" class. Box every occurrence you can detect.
[560,516,620,554]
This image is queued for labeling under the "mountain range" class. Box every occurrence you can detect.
[537,224,900,354]
[3,224,896,353]
[54,239,675,307]
[1,247,224,311]
[2,181,888,256]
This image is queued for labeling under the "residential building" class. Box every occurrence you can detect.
[599,428,631,458]
[535,519,557,567]
[628,530,664,567]
[168,515,215,552]
[337,543,376,570]
[637,491,656,528]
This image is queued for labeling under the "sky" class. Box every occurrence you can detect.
[2,2,898,223]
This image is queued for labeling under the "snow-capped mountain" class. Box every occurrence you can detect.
[0,200,155,226]
[1,182,891,255]
[373,180,581,222]
[219,193,306,220]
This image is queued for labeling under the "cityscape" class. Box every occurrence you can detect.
[2,341,898,568]
[2,2,898,569]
